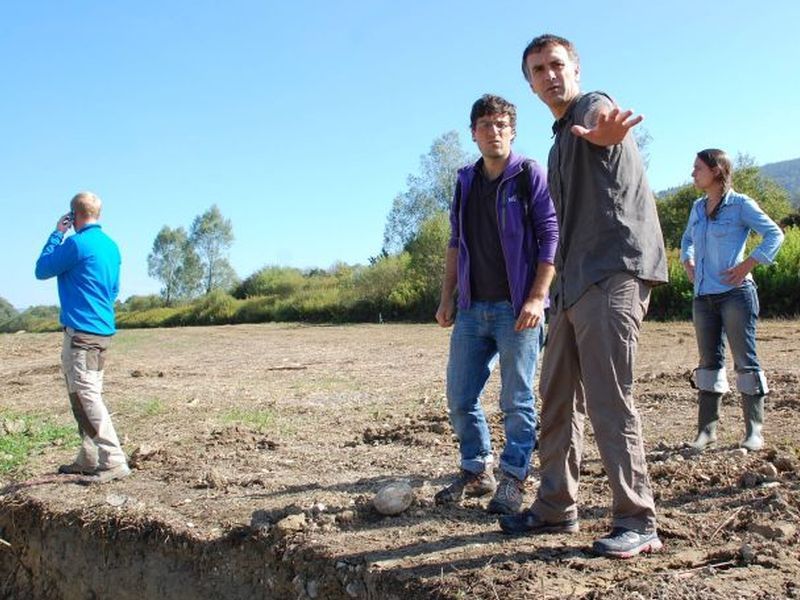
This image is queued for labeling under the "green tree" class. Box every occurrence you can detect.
[189,205,238,294]
[656,184,698,250]
[657,154,794,250]
[0,296,17,324]
[732,154,793,224]
[233,266,305,299]
[404,212,450,309]
[147,226,202,305]
[382,131,470,253]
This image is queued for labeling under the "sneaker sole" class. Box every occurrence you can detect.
[500,521,580,535]
[80,466,131,485]
[594,538,663,559]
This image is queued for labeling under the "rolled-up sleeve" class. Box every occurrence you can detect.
[680,205,698,264]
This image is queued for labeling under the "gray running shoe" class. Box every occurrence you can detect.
[592,528,663,558]
[434,469,497,505]
[81,463,131,485]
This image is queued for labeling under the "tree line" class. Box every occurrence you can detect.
[2,133,799,333]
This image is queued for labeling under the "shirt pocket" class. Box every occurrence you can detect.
[709,215,736,238]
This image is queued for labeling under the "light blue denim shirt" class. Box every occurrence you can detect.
[680,189,784,297]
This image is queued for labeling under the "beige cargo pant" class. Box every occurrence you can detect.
[62,327,127,469]
[532,273,657,533]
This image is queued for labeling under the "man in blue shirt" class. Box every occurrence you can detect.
[36,192,130,483]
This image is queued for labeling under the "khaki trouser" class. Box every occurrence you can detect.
[62,328,126,469]
[532,273,657,532]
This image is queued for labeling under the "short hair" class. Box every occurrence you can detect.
[469,94,517,131]
[697,149,733,193]
[521,34,580,82]
[70,191,102,220]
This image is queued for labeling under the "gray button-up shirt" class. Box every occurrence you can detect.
[548,91,668,310]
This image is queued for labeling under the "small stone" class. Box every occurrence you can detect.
[250,510,273,534]
[318,514,336,526]
[759,463,779,479]
[336,510,355,525]
[730,448,748,457]
[373,481,414,516]
[105,493,128,507]
[275,513,306,534]
[3,419,27,435]
[306,579,320,599]
[773,454,798,473]
[740,543,756,564]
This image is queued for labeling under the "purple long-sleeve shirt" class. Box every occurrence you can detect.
[448,152,558,317]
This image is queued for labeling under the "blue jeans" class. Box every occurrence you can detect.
[693,281,765,394]
[446,301,541,481]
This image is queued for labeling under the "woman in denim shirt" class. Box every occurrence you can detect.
[680,148,784,452]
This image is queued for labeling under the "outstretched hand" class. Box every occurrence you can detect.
[571,107,643,147]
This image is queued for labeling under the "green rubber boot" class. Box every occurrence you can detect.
[740,394,765,451]
[690,391,722,451]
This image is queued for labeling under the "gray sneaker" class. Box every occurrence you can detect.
[435,469,497,505]
[81,463,131,485]
[487,474,524,514]
[592,528,663,558]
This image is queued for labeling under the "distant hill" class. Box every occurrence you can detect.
[761,158,800,207]
[658,157,800,207]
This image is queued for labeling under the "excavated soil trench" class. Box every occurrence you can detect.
[0,495,426,600]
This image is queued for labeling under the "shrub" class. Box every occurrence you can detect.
[232,266,306,299]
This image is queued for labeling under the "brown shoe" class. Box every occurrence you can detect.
[81,463,131,484]
[435,469,497,505]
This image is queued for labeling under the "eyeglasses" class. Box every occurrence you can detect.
[475,120,512,132]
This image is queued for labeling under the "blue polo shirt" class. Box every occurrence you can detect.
[35,223,121,335]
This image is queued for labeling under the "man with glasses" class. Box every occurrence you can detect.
[434,94,558,515]
[498,34,668,558]
[35,192,131,483]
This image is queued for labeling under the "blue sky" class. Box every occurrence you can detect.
[2,0,798,309]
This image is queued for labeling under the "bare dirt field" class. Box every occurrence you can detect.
[1,320,799,599]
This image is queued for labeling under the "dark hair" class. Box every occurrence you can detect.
[697,148,733,193]
[469,94,517,130]
[521,34,579,82]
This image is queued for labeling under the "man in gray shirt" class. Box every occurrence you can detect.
[499,34,668,559]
